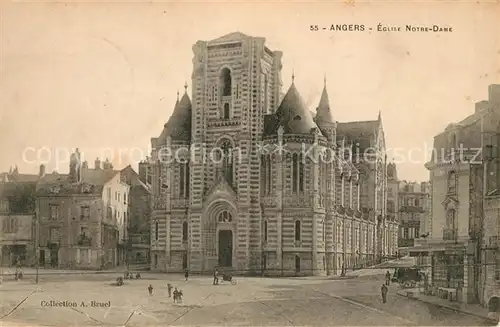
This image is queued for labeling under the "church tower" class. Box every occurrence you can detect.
[151,32,285,273]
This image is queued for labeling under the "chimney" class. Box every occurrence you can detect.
[39,164,46,178]
[102,158,111,170]
[95,158,101,170]
[81,161,89,179]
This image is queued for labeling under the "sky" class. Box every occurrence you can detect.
[0,1,499,182]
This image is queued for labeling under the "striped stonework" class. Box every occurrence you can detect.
[147,32,391,275]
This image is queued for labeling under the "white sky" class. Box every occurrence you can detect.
[0,1,499,182]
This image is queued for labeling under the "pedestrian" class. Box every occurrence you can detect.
[167,283,173,298]
[385,270,391,285]
[381,284,388,303]
[173,287,179,303]
[184,268,189,282]
[148,284,153,296]
[213,267,219,285]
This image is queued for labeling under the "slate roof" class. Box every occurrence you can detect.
[315,85,334,124]
[336,120,380,151]
[157,90,192,144]
[209,32,250,43]
[0,172,39,183]
[82,169,119,186]
[263,82,319,136]
[36,169,118,195]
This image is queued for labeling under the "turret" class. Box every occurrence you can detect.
[315,76,336,144]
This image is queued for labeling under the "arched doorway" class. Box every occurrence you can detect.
[218,230,233,267]
[488,296,500,313]
[295,255,301,273]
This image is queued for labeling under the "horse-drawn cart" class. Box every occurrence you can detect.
[218,273,237,285]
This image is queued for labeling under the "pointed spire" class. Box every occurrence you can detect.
[378,110,382,121]
[315,77,334,124]
[176,90,180,102]
[292,69,295,84]
[324,73,327,87]
[184,81,188,93]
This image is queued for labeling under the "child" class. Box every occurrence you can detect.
[148,284,153,296]
[173,287,179,303]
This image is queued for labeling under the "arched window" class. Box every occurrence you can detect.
[340,174,345,206]
[264,74,269,113]
[445,209,457,240]
[182,221,188,242]
[220,68,232,96]
[219,139,234,186]
[155,222,159,241]
[292,153,304,193]
[217,210,233,223]
[295,220,301,241]
[264,220,268,242]
[446,209,456,229]
[322,220,326,243]
[261,155,272,195]
[320,163,327,194]
[223,103,230,119]
[292,153,298,192]
[387,200,395,213]
[179,162,189,198]
[447,171,457,194]
[415,198,420,207]
[349,178,353,208]
[356,183,361,210]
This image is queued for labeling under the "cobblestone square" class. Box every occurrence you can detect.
[0,273,494,326]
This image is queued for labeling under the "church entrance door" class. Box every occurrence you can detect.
[218,230,233,267]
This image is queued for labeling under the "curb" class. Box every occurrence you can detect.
[396,292,498,324]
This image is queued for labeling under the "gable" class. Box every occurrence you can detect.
[204,176,237,206]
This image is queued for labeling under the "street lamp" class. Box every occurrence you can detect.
[34,197,40,284]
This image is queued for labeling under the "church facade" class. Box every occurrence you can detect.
[148,32,398,276]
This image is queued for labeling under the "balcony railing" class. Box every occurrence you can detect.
[443,228,458,241]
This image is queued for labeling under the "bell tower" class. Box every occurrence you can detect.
[189,32,283,272]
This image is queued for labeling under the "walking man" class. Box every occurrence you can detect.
[184,268,189,282]
[167,283,173,298]
[385,270,391,285]
[213,267,219,285]
[381,283,388,303]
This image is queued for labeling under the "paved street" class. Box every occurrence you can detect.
[0,272,494,326]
